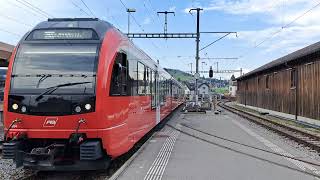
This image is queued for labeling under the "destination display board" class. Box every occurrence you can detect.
[28,29,98,40]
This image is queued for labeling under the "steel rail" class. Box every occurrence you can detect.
[219,102,320,153]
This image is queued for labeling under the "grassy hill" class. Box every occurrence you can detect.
[164,68,194,82]
[165,68,230,93]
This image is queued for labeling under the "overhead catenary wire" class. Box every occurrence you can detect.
[282,1,320,29]
[100,1,125,30]
[69,0,91,17]
[143,1,157,25]
[147,0,163,24]
[166,124,320,179]
[244,1,320,54]
[200,33,232,51]
[118,0,161,49]
[118,0,144,32]
[0,28,21,37]
[0,13,33,27]
[14,0,48,18]
[5,0,44,20]
[237,1,320,70]
[16,0,54,18]
[79,0,96,18]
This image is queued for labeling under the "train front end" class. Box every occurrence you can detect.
[2,19,112,170]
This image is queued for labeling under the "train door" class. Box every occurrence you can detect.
[155,69,160,124]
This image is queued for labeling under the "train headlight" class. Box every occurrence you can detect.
[21,106,27,113]
[85,104,91,110]
[75,106,82,113]
[12,104,19,110]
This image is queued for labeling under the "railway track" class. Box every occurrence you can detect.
[219,102,320,153]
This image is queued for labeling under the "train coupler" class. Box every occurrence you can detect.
[15,144,63,168]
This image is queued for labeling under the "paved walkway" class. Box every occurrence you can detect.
[116,109,320,180]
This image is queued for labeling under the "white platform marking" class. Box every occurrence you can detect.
[144,124,181,180]
[231,118,320,177]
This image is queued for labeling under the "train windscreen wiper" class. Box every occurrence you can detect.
[36,74,52,88]
[35,81,92,101]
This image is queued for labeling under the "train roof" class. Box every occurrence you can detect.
[237,41,320,80]
[30,18,113,41]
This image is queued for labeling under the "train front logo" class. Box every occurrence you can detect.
[43,117,58,127]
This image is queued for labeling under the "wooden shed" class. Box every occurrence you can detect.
[237,41,320,121]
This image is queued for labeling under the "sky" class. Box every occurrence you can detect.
[0,0,320,79]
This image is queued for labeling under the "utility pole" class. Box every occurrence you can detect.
[189,8,203,109]
[127,8,136,34]
[157,11,175,35]
[215,62,219,72]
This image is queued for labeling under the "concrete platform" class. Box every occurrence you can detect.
[115,109,320,180]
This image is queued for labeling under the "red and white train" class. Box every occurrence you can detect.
[2,18,185,170]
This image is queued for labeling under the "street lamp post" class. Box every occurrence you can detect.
[127,8,136,34]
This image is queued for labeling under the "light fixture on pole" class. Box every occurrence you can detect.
[127,8,136,34]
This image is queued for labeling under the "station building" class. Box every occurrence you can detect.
[237,41,320,123]
[0,41,14,67]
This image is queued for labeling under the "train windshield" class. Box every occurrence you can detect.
[10,43,98,94]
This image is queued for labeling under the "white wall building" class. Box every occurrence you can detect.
[229,75,237,97]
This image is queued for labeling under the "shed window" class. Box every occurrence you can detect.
[110,52,128,96]
[290,69,296,88]
[266,75,270,89]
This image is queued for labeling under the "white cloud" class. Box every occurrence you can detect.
[234,24,320,59]
[193,0,320,57]
[142,17,151,25]
[199,0,320,27]
[0,0,90,44]
[169,6,176,12]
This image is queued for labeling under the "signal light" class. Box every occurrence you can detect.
[209,66,213,78]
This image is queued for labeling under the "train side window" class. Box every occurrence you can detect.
[160,76,165,103]
[290,69,296,88]
[165,80,168,97]
[146,67,151,95]
[110,52,128,96]
[170,80,173,96]
[137,62,146,95]
[149,70,152,95]
[129,57,138,96]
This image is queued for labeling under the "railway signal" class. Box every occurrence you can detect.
[209,66,213,78]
